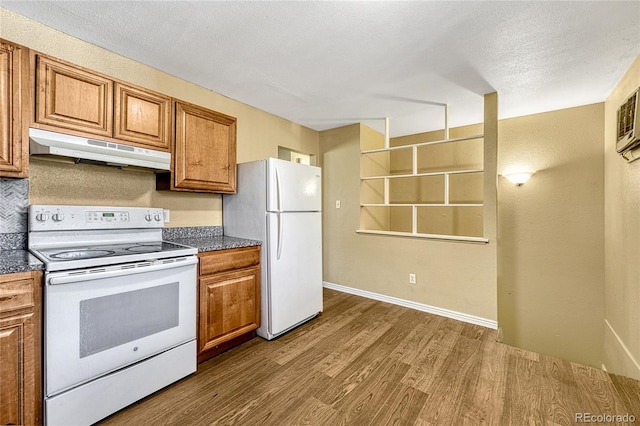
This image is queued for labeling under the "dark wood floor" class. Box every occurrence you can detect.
[99,288,640,425]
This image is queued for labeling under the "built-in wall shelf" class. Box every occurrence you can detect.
[361,203,483,207]
[359,106,486,241]
[360,134,484,154]
[355,229,489,243]
[361,169,484,181]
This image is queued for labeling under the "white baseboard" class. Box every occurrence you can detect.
[323,281,498,330]
[604,319,640,377]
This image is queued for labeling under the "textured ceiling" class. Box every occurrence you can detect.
[3,1,639,136]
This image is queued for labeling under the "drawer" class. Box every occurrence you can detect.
[0,276,34,313]
[199,246,260,276]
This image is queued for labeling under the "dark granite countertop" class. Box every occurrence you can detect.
[165,235,262,253]
[0,250,44,274]
[163,226,261,252]
[0,226,259,273]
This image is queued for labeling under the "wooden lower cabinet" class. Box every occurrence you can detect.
[0,270,42,426]
[197,246,260,363]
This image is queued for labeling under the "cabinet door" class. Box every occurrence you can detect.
[198,266,260,355]
[0,271,41,426]
[114,83,171,151]
[0,314,34,425]
[0,40,29,178]
[35,55,113,137]
[0,323,20,424]
[173,101,237,193]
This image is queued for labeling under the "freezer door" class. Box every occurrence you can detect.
[266,211,322,336]
[267,158,321,212]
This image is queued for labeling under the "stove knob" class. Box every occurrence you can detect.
[52,213,64,222]
[144,214,152,222]
[36,212,48,222]
[154,213,162,222]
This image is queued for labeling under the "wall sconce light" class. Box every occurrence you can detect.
[503,171,535,186]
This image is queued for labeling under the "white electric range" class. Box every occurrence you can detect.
[28,205,198,426]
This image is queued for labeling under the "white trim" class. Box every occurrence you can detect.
[360,134,484,154]
[604,319,640,375]
[355,229,489,244]
[444,104,449,140]
[384,117,389,149]
[411,205,417,234]
[360,169,483,180]
[412,145,418,175]
[360,203,483,207]
[323,281,497,330]
[444,173,450,205]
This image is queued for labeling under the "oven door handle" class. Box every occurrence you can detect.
[48,256,198,285]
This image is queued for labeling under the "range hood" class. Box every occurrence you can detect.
[29,128,171,170]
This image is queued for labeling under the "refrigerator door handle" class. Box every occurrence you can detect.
[275,165,283,213]
[277,213,283,260]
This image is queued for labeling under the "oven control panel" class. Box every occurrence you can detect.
[86,211,130,223]
[29,205,166,231]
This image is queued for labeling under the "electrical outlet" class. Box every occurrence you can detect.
[409,273,416,284]
[335,200,341,209]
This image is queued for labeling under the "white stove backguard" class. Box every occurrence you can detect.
[29,205,165,232]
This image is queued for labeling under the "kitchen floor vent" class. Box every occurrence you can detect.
[617,87,640,155]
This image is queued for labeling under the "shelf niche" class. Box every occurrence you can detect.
[359,115,487,241]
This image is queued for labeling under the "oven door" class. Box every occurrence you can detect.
[44,257,197,397]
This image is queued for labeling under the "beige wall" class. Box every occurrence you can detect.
[320,106,498,322]
[603,55,640,379]
[498,103,605,368]
[0,8,318,227]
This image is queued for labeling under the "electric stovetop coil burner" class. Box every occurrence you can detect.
[34,241,196,270]
[49,249,115,260]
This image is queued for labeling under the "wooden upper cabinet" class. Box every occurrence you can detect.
[34,55,171,151]
[114,83,171,150]
[35,55,113,137]
[0,39,30,178]
[161,100,236,193]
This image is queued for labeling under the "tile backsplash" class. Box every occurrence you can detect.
[0,178,29,233]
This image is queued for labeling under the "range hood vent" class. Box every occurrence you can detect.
[29,128,171,171]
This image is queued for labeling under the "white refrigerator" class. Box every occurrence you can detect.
[223,158,323,340]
